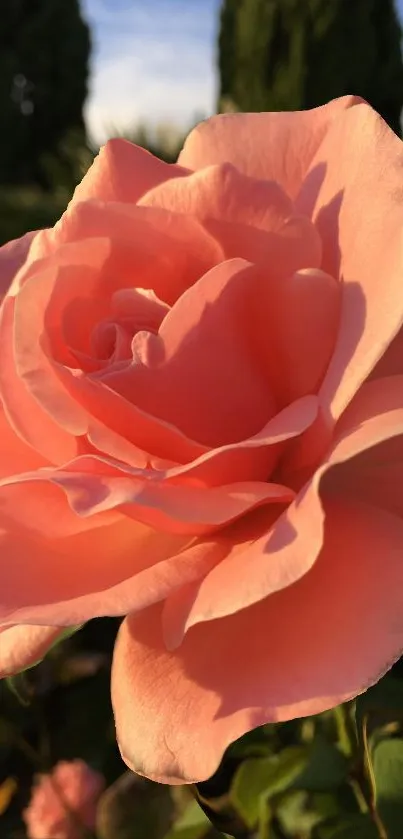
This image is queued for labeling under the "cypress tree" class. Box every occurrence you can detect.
[0,0,91,188]
[217,0,403,136]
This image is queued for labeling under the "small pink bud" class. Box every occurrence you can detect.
[23,759,105,839]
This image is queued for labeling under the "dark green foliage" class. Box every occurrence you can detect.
[2,632,403,837]
[217,0,403,135]
[0,187,67,246]
[0,0,90,188]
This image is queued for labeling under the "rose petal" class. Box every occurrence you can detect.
[99,259,279,447]
[162,376,403,647]
[0,231,37,297]
[112,500,403,783]
[2,282,197,469]
[162,471,325,650]
[262,268,340,407]
[162,396,318,486]
[45,201,224,305]
[333,375,403,444]
[0,402,49,478]
[141,162,321,269]
[0,624,64,678]
[323,376,403,516]
[178,96,362,199]
[141,162,293,225]
[0,296,79,464]
[62,368,209,463]
[296,102,403,421]
[3,235,209,466]
[330,436,403,518]
[74,139,188,203]
[0,497,190,625]
[40,455,294,534]
[370,328,403,380]
[14,261,89,434]
[25,140,188,264]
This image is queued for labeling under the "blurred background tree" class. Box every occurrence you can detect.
[217,0,403,136]
[0,0,91,190]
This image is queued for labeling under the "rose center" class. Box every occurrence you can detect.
[88,288,170,367]
[91,320,131,361]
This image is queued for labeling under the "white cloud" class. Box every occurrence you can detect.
[81,0,219,145]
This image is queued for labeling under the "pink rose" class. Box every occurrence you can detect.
[23,760,104,839]
[1,96,403,784]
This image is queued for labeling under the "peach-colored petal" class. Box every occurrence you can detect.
[332,375,403,445]
[370,328,403,380]
[98,259,279,446]
[0,230,37,297]
[43,201,224,306]
[79,395,317,485]
[112,500,403,784]
[0,457,234,627]
[1,285,163,469]
[262,268,340,407]
[296,102,403,421]
[72,139,188,204]
[85,417,176,470]
[62,368,208,464]
[22,227,54,270]
[141,162,293,226]
[262,268,339,475]
[0,499,190,625]
[0,529,220,629]
[178,96,362,199]
[3,236,209,466]
[14,269,89,431]
[0,468,122,539]
[330,436,403,519]
[0,458,198,628]
[162,472,325,650]
[162,376,403,647]
[161,396,318,486]
[0,296,79,464]
[5,240,122,457]
[24,139,188,264]
[0,624,63,678]
[38,455,293,534]
[141,162,321,269]
[323,376,403,516]
[0,402,48,478]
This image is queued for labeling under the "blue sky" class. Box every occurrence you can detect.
[81,0,221,143]
[82,0,403,145]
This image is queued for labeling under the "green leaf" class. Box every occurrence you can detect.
[256,794,272,839]
[276,790,319,836]
[163,800,212,839]
[292,737,349,792]
[5,673,32,706]
[373,737,403,838]
[356,675,403,740]
[315,813,379,839]
[276,789,342,837]
[230,746,308,828]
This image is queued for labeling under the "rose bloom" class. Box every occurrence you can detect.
[0,96,403,784]
[23,760,104,839]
